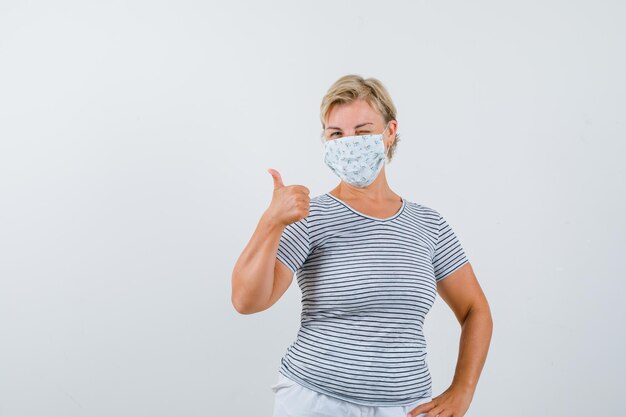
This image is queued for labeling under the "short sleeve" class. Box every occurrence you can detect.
[276,217,311,273]
[433,212,469,282]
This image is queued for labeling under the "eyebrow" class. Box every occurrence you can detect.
[325,122,373,131]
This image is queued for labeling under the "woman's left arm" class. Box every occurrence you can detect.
[407,262,493,417]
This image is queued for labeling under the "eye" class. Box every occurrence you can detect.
[331,132,340,137]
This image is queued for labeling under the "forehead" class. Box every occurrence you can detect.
[326,99,383,126]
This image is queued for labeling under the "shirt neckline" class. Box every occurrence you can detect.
[325,193,406,222]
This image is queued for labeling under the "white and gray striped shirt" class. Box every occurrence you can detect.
[275,192,470,407]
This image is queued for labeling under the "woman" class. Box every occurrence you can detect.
[232,74,492,417]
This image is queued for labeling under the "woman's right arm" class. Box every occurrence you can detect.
[230,210,288,314]
[231,169,309,315]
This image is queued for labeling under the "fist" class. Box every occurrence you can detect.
[266,168,310,226]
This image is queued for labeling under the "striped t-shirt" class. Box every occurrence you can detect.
[275,192,470,407]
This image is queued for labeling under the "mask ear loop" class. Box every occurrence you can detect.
[382,121,391,161]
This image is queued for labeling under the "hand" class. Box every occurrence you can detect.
[407,384,474,417]
[264,168,310,227]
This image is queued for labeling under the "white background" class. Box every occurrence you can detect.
[1,1,624,416]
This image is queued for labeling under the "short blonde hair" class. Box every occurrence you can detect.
[320,74,400,162]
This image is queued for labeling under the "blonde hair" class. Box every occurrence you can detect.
[320,74,400,162]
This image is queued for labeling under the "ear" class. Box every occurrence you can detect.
[389,119,398,138]
[386,127,397,148]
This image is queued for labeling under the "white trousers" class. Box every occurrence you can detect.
[271,372,432,417]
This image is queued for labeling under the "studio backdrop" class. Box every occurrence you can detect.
[0,1,624,416]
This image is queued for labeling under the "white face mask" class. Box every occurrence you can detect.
[323,122,391,188]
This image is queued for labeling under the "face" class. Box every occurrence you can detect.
[323,99,397,151]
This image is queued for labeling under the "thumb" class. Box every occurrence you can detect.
[267,168,284,190]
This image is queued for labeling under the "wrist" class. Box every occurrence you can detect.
[261,209,285,230]
[450,379,476,395]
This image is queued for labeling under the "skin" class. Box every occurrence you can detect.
[408,262,493,417]
[231,98,493,417]
[230,173,309,315]
[324,99,403,213]
[326,100,493,417]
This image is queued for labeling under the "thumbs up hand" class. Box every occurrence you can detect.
[265,168,310,226]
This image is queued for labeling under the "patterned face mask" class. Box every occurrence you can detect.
[323,122,391,188]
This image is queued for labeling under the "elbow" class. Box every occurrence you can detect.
[231,279,252,314]
[232,293,269,315]
[231,268,251,314]
[232,294,255,315]
[231,268,269,315]
[231,280,260,315]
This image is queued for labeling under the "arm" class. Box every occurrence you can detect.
[437,261,492,394]
[231,168,309,315]
[408,262,492,417]
[231,210,292,315]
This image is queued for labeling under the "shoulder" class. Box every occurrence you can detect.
[310,193,329,205]
[309,193,337,212]
[402,198,441,220]
[307,193,333,220]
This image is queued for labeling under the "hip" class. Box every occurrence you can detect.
[271,372,432,417]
